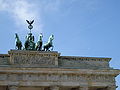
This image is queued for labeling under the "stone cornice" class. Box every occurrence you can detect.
[0,54,9,57]
[9,50,60,57]
[0,68,119,76]
[59,56,111,62]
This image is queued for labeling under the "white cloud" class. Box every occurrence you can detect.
[0,0,69,33]
[0,0,42,33]
[0,0,78,31]
[0,0,97,33]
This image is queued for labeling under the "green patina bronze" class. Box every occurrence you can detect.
[15,20,54,51]
[35,33,43,51]
[24,33,35,50]
[43,35,54,51]
[15,33,22,50]
[24,20,35,50]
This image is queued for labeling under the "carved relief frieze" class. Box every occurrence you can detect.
[88,75,115,83]
[8,50,60,67]
[0,73,116,86]
[13,55,55,65]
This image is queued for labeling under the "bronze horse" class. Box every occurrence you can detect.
[15,33,22,50]
[43,35,54,51]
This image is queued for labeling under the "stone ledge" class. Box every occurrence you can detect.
[9,50,60,56]
[0,68,119,76]
[0,81,115,87]
[59,56,111,62]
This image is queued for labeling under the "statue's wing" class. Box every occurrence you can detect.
[26,20,30,24]
[31,20,34,24]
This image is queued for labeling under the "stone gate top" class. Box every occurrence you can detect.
[0,50,113,69]
[0,50,119,90]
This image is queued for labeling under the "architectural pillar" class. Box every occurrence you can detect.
[78,86,88,90]
[8,86,18,90]
[50,86,59,90]
[107,86,116,90]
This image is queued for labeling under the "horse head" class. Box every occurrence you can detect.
[39,33,43,41]
[15,33,18,38]
[15,33,20,41]
[48,35,54,44]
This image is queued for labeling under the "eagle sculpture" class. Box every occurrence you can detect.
[26,20,34,26]
[26,20,34,30]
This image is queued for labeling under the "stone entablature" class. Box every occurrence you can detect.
[0,68,118,87]
[0,50,111,69]
[0,50,119,90]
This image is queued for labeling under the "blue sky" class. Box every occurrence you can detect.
[0,0,120,89]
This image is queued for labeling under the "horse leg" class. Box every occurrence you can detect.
[19,43,22,50]
[18,46,19,50]
[15,42,18,50]
[46,47,49,51]
[43,46,45,51]
[36,45,38,50]
[18,46,21,50]
[38,45,42,51]
[39,45,42,51]
[20,46,22,50]
[40,42,42,51]
[19,47,21,50]
[51,46,53,51]
[15,46,17,50]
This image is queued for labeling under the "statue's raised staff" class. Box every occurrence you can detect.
[43,35,54,51]
[15,33,22,50]
[36,33,43,51]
